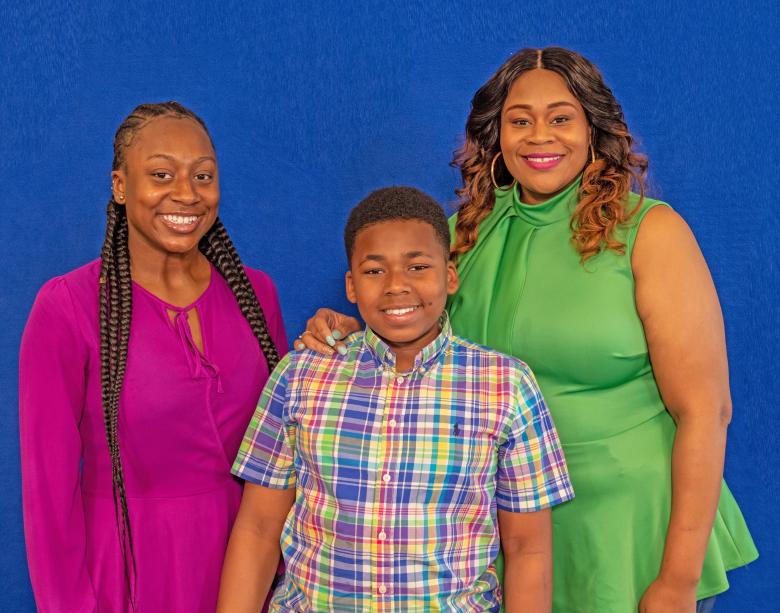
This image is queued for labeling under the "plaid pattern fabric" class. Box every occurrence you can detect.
[233,316,573,611]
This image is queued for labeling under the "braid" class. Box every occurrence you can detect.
[99,101,279,609]
[99,101,212,602]
[99,199,136,607]
[199,218,280,370]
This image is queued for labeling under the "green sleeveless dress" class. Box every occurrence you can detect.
[448,178,758,612]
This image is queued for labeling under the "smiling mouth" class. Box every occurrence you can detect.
[382,306,420,316]
[159,213,203,234]
[523,154,564,170]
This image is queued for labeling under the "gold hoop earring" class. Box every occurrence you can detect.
[589,144,596,165]
[490,152,518,191]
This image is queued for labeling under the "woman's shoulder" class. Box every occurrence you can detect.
[35,259,100,305]
[626,191,672,223]
[622,193,675,252]
[242,265,280,299]
[26,259,100,341]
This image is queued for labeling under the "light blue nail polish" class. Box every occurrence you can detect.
[332,330,342,340]
[326,335,335,346]
[337,345,347,356]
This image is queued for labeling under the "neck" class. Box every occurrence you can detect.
[382,322,442,373]
[127,232,211,305]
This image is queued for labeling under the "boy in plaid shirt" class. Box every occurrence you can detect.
[218,187,573,612]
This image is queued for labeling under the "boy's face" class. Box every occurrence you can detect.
[346,219,458,357]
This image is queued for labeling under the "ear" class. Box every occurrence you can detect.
[446,261,459,296]
[111,170,127,205]
[345,270,358,304]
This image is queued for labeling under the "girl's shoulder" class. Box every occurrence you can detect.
[242,265,282,303]
[34,258,100,310]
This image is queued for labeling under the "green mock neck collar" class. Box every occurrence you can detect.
[510,176,581,227]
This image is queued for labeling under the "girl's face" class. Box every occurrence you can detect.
[499,68,590,204]
[111,116,219,258]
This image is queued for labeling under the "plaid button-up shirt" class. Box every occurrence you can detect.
[233,317,573,611]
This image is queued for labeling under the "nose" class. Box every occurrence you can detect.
[384,268,410,295]
[171,174,199,205]
[527,121,554,145]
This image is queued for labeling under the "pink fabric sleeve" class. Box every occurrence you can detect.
[19,278,97,612]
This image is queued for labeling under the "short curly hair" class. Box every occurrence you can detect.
[344,186,451,262]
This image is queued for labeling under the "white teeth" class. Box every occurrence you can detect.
[385,307,417,315]
[162,214,198,225]
[529,156,560,163]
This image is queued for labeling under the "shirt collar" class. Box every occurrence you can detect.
[362,312,452,372]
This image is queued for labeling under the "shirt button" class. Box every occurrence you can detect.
[378,530,387,540]
[396,375,405,384]
[382,473,391,483]
[388,418,397,428]
[378,585,387,595]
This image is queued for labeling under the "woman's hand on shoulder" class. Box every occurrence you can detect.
[638,576,697,613]
[294,308,361,355]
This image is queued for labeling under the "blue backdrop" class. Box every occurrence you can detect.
[1,1,777,610]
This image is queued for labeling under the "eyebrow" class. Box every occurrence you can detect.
[145,154,216,164]
[358,250,433,264]
[504,101,579,112]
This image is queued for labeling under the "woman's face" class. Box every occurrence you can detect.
[500,68,590,204]
[111,116,219,257]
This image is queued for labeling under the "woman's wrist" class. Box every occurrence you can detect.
[657,562,701,589]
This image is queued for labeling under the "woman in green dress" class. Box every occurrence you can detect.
[297,47,757,612]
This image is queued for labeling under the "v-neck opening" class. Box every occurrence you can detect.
[132,263,217,312]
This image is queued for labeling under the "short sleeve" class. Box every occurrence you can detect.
[496,367,574,512]
[232,352,296,489]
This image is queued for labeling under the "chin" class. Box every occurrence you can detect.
[524,174,575,195]
[159,239,203,255]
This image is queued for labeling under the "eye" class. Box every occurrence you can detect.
[194,172,213,182]
[551,115,571,125]
[409,264,431,272]
[151,171,173,180]
[363,268,384,275]
[511,118,531,127]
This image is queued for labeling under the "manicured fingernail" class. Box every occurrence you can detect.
[332,330,342,340]
[295,341,305,351]
[337,345,347,355]
[326,335,335,346]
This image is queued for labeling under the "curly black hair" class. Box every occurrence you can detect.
[344,186,450,262]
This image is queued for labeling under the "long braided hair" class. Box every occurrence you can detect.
[100,102,280,602]
[452,47,649,263]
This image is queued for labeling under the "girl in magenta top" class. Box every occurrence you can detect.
[19,102,287,612]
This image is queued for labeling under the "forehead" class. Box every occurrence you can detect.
[125,116,214,161]
[504,68,582,110]
[354,219,446,257]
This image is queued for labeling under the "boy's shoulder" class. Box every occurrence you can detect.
[280,330,368,378]
[446,334,544,401]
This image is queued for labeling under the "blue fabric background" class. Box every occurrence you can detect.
[1,1,777,610]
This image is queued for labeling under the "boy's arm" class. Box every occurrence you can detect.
[499,508,553,613]
[217,483,295,613]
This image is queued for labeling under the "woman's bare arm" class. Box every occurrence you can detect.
[633,206,730,613]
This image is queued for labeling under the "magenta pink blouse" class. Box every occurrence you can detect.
[19,259,288,612]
